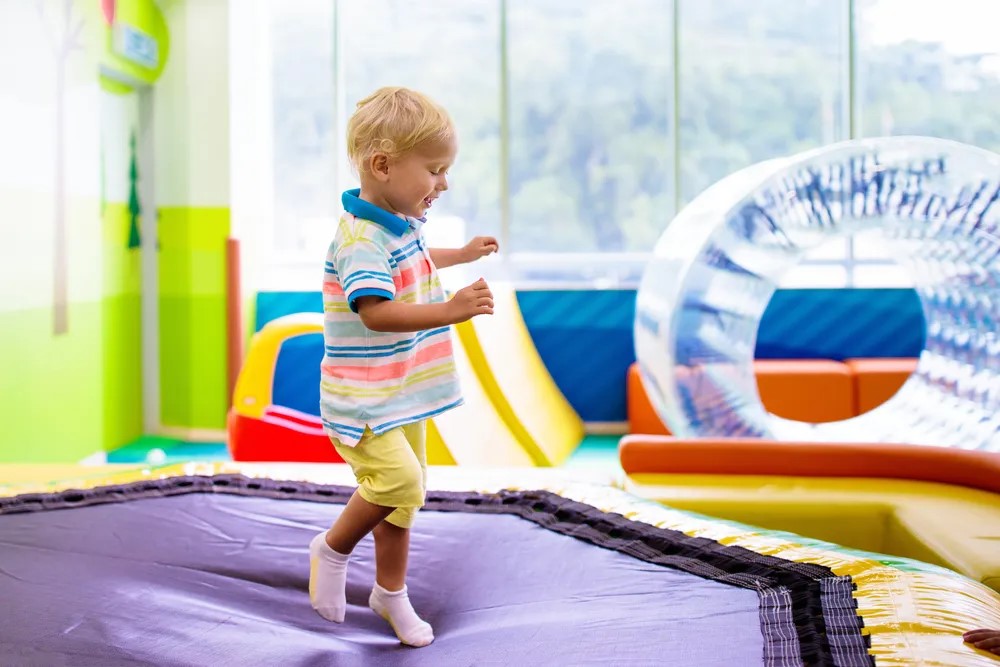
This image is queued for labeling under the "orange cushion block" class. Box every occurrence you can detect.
[618,436,1000,496]
[844,358,918,414]
[754,359,855,423]
[627,360,857,434]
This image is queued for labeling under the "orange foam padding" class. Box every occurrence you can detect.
[225,237,243,409]
[753,359,855,423]
[627,360,856,434]
[844,357,918,414]
[618,436,1000,496]
[626,363,671,435]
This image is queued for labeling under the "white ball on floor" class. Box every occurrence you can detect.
[146,448,167,464]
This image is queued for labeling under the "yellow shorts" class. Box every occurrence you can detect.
[331,421,427,529]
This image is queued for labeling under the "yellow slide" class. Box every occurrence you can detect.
[453,286,584,466]
[425,332,535,467]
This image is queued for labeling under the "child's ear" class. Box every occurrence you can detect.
[370,153,390,182]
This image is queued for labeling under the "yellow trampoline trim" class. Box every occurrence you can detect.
[2,462,998,665]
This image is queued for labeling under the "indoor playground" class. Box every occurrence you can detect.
[2,1,1000,666]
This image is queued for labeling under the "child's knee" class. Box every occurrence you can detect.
[356,451,424,509]
[385,506,418,529]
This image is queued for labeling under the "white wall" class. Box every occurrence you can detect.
[0,0,102,313]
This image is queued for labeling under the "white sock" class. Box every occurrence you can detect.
[369,582,434,647]
[309,532,349,622]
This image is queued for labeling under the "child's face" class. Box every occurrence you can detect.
[381,136,457,219]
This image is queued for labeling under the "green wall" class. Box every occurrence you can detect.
[0,1,108,463]
[0,199,143,464]
[159,206,230,430]
[0,0,233,463]
[0,1,158,464]
[0,305,106,462]
[102,203,143,451]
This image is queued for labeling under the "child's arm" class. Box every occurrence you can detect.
[430,236,498,269]
[356,278,494,333]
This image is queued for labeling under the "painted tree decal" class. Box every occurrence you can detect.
[36,0,85,335]
[128,131,142,249]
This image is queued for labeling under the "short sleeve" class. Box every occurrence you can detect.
[334,240,396,313]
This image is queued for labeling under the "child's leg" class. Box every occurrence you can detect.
[372,421,427,590]
[309,427,424,624]
[372,519,410,591]
[310,490,393,622]
[368,421,433,647]
[369,519,433,647]
[327,489,395,554]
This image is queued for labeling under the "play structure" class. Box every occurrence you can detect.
[4,138,999,665]
[229,286,584,466]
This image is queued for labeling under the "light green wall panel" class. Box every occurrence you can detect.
[0,1,110,463]
[0,203,145,462]
[158,206,231,430]
[103,203,142,296]
[159,296,227,429]
[101,202,143,450]
[101,294,143,449]
[0,305,104,463]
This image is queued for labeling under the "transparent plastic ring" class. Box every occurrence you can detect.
[635,137,1000,450]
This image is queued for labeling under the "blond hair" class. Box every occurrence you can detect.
[347,87,454,173]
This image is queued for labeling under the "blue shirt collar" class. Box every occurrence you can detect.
[342,189,410,237]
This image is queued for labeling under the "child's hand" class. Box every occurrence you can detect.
[462,236,499,263]
[447,278,494,322]
[964,629,1000,655]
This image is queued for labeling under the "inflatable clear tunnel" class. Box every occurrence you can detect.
[635,137,1000,451]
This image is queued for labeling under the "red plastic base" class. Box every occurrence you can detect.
[227,406,344,463]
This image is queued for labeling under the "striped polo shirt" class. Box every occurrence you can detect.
[319,189,463,446]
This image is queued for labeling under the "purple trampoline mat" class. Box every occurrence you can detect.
[0,491,765,666]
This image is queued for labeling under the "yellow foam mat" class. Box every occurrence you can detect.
[2,463,998,665]
[455,286,584,466]
[624,473,1000,592]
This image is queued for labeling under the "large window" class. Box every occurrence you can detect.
[853,0,1000,279]
[339,0,501,249]
[858,0,1000,149]
[252,0,1000,290]
[508,0,672,255]
[679,0,848,203]
[270,0,335,262]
